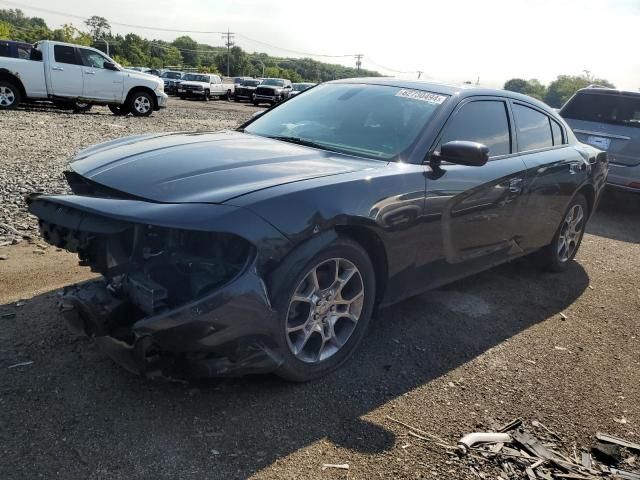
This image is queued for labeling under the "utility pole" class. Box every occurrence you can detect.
[354,54,363,73]
[221,29,235,77]
[417,70,423,79]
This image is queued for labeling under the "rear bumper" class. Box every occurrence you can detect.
[607,162,640,192]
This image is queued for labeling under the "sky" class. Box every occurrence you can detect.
[2,0,639,90]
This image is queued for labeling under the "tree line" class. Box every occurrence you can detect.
[0,9,381,82]
[503,73,615,108]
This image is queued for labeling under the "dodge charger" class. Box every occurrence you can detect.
[27,79,608,381]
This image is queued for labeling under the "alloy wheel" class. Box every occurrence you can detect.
[0,86,16,107]
[133,95,151,114]
[285,258,364,363]
[557,204,584,262]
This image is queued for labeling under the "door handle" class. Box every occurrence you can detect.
[52,66,64,71]
[84,70,96,75]
[509,178,523,193]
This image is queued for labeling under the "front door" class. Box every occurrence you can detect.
[419,98,529,288]
[49,45,83,98]
[78,48,122,102]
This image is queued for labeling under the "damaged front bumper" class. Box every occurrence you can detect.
[27,193,291,379]
[60,265,282,379]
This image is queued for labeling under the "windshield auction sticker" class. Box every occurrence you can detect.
[396,89,447,104]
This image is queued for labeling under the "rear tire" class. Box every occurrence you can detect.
[179,94,186,100]
[273,237,376,382]
[539,193,589,272]
[129,91,154,117]
[0,81,21,110]
[108,104,129,116]
[72,102,92,113]
[253,100,259,106]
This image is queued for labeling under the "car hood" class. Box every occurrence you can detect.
[125,70,162,86]
[69,131,382,204]
[179,81,209,87]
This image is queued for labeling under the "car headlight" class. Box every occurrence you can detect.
[155,82,164,93]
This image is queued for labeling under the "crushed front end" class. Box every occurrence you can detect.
[27,191,289,379]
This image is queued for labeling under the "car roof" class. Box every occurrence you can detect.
[329,77,555,112]
[574,86,640,98]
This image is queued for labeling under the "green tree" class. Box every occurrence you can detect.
[503,78,546,101]
[0,20,11,39]
[84,15,110,40]
[172,36,199,66]
[545,74,614,107]
[52,24,92,46]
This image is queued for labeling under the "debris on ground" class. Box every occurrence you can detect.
[321,463,349,471]
[388,416,640,479]
[7,361,34,369]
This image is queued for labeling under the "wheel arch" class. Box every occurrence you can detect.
[576,183,596,218]
[0,69,26,99]
[125,86,157,109]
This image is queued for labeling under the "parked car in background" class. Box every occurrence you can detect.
[289,82,317,97]
[560,86,640,194]
[0,40,167,116]
[177,73,234,101]
[233,76,253,86]
[161,70,183,95]
[253,78,292,106]
[234,78,261,102]
[27,79,607,381]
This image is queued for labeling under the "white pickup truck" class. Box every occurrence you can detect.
[0,40,167,116]
[177,73,235,101]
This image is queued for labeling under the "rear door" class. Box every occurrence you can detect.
[421,97,529,287]
[48,44,83,97]
[78,47,122,101]
[511,101,585,250]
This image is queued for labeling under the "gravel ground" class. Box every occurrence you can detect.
[0,100,639,479]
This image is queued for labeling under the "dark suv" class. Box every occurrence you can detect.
[253,78,292,106]
[560,87,640,193]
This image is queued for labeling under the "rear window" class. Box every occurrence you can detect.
[561,93,640,129]
[54,45,80,65]
[0,43,8,58]
[513,104,553,151]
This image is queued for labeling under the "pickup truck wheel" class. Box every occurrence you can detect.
[224,90,232,101]
[108,104,129,116]
[129,91,154,116]
[203,90,210,102]
[72,102,92,113]
[0,81,20,110]
[234,96,240,102]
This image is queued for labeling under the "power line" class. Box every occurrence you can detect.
[1,0,418,75]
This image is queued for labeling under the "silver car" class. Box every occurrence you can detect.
[560,86,640,193]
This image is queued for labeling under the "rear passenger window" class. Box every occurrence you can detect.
[54,45,79,65]
[0,43,9,58]
[441,100,511,157]
[550,119,564,145]
[513,104,553,151]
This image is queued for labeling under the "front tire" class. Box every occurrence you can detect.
[540,193,588,272]
[274,237,375,382]
[129,91,154,117]
[203,90,210,102]
[0,81,21,110]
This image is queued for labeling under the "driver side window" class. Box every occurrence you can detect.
[79,49,109,69]
[440,100,512,157]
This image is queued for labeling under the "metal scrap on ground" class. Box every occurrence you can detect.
[387,416,640,479]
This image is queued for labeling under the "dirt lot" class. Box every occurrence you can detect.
[0,100,639,480]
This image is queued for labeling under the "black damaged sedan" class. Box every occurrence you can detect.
[27,79,608,381]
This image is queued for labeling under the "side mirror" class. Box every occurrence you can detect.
[434,140,489,167]
[104,61,118,71]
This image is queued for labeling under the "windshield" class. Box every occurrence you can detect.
[162,72,182,79]
[561,93,640,128]
[245,83,447,160]
[262,79,284,87]
[242,80,261,87]
[183,74,210,82]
